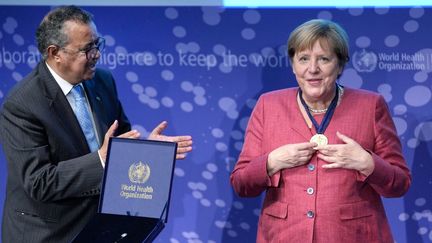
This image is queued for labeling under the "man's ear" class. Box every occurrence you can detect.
[47,45,61,61]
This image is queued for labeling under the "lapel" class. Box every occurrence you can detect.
[286,88,314,141]
[39,62,90,154]
[82,77,107,144]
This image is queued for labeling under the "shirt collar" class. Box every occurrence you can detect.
[45,62,77,96]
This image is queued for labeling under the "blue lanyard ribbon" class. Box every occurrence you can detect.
[298,84,339,134]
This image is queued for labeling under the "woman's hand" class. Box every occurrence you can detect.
[267,142,317,176]
[316,131,374,176]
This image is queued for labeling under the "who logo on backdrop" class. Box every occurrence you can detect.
[352,49,378,73]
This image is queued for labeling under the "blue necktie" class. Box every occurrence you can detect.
[70,85,99,152]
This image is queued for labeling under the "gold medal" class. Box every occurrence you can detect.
[310,134,328,146]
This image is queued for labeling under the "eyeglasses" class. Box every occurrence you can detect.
[60,37,105,60]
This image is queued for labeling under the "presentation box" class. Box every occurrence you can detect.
[72,137,177,243]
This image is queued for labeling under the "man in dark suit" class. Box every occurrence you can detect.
[0,6,192,243]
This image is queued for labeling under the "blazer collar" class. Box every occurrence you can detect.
[81,79,106,144]
[38,62,91,154]
[287,88,315,141]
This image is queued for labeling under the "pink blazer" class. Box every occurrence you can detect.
[230,87,411,243]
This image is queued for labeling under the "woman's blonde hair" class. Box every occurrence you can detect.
[287,19,350,68]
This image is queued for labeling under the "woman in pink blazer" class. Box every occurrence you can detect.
[230,19,411,243]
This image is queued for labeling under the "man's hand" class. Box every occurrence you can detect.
[98,120,141,164]
[148,121,193,160]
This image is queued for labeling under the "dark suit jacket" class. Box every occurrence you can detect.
[0,62,131,243]
[231,88,411,243]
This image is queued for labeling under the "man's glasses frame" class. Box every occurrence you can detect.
[59,37,105,60]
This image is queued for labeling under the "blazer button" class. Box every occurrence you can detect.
[307,210,315,218]
[308,164,315,171]
[306,187,314,195]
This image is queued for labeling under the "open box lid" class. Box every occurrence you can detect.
[71,137,177,243]
[99,137,178,223]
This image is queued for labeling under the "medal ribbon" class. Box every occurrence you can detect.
[298,84,339,134]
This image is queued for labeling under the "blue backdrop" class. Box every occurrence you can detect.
[1,5,432,243]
